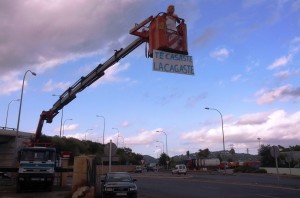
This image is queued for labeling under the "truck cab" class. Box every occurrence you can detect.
[17,146,56,192]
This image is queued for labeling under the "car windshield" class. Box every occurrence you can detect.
[106,173,132,182]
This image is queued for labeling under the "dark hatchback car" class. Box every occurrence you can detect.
[101,172,137,198]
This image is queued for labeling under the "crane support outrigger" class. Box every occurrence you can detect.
[35,12,188,140]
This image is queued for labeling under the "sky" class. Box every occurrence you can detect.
[0,0,299,158]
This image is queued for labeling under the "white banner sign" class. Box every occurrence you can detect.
[153,50,194,75]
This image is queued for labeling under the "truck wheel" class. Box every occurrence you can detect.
[47,186,53,192]
[16,182,22,193]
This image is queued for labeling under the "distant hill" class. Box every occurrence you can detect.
[142,155,158,165]
[152,151,260,162]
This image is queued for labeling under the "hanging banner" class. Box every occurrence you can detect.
[153,50,194,75]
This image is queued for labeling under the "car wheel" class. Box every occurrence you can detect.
[130,194,137,198]
[47,185,52,192]
[101,193,107,198]
[16,182,22,193]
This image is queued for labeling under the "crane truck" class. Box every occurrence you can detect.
[16,11,189,192]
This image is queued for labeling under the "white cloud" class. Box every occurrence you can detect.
[185,94,206,107]
[181,110,300,151]
[91,62,131,87]
[255,84,300,104]
[291,1,300,11]
[121,121,130,128]
[0,0,153,75]
[75,129,161,147]
[242,0,267,8]
[267,36,300,72]
[42,79,71,92]
[273,69,300,79]
[0,0,155,96]
[231,74,242,82]
[0,71,22,95]
[181,128,208,142]
[267,54,292,70]
[0,70,38,96]
[64,123,79,131]
[125,129,158,145]
[53,123,78,133]
[273,70,291,79]
[236,112,270,125]
[210,48,230,61]
[61,124,79,135]
[291,36,300,43]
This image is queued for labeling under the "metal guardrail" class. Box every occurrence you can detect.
[0,126,17,131]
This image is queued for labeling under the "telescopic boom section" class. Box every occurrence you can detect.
[35,15,153,140]
[35,12,188,140]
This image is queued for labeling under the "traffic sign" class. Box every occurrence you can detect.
[270,145,280,158]
[104,142,117,156]
[153,50,194,75]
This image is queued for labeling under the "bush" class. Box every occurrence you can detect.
[234,166,265,173]
[234,166,252,173]
[252,169,267,173]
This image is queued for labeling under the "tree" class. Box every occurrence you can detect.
[281,145,300,152]
[258,144,275,167]
[117,147,143,165]
[273,145,300,168]
[258,144,289,167]
[198,148,210,159]
[158,153,170,168]
[229,148,235,155]
[34,135,145,165]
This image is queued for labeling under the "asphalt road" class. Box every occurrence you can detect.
[134,171,300,198]
[1,171,299,198]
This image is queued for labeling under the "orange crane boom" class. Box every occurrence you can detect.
[35,12,188,140]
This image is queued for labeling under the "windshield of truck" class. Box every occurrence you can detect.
[20,148,55,161]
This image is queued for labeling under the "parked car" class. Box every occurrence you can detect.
[146,163,157,172]
[172,164,187,175]
[146,165,157,172]
[101,172,137,198]
[0,172,10,179]
[135,165,143,173]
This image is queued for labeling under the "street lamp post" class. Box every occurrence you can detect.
[156,145,162,155]
[5,99,20,128]
[52,94,64,137]
[257,137,261,148]
[97,136,103,143]
[62,118,72,136]
[119,135,125,148]
[112,128,119,147]
[16,70,36,151]
[97,115,105,145]
[156,140,165,153]
[205,107,225,156]
[85,128,93,141]
[156,130,168,155]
